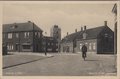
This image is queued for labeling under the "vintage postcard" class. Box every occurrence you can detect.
[0,1,120,79]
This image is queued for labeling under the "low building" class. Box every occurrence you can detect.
[60,31,79,53]
[2,21,43,52]
[42,36,58,52]
[61,21,114,54]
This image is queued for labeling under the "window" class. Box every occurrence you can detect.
[89,43,92,50]
[93,43,96,50]
[56,43,58,46]
[22,45,31,49]
[11,45,13,50]
[27,32,29,37]
[85,42,88,45]
[8,33,12,39]
[3,34,5,38]
[51,43,53,45]
[83,33,87,39]
[38,32,41,37]
[16,33,19,38]
[80,44,82,50]
[7,44,13,50]
[24,32,29,38]
[35,32,38,36]
[48,43,50,46]
[24,32,27,38]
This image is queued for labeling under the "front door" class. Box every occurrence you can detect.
[16,44,19,52]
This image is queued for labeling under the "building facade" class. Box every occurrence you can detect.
[50,25,61,52]
[2,21,43,52]
[42,36,58,52]
[60,30,79,53]
[61,21,114,54]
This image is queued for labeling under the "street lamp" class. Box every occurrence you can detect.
[44,32,47,56]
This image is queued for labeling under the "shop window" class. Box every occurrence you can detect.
[22,45,31,49]
[7,44,13,50]
[89,43,92,50]
[80,44,82,50]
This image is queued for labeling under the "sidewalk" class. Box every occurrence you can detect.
[3,52,54,69]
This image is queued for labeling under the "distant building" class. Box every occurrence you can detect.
[112,3,117,54]
[2,21,43,52]
[42,36,58,52]
[60,30,78,53]
[61,21,114,54]
[50,25,61,52]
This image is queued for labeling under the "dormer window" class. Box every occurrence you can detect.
[83,32,87,39]
[105,33,108,37]
[11,25,18,29]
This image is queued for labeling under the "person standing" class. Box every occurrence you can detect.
[81,44,87,60]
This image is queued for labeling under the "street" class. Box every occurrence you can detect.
[3,52,117,76]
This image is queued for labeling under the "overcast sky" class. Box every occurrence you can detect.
[3,2,115,38]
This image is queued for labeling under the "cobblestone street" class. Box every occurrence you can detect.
[3,52,117,76]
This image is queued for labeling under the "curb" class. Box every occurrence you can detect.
[3,55,54,69]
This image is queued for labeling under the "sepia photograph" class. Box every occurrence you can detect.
[1,1,119,77]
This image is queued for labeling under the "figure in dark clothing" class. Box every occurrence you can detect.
[81,44,87,60]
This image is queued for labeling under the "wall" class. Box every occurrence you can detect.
[76,39,97,54]
[61,42,73,53]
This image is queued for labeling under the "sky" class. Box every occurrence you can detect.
[3,2,115,38]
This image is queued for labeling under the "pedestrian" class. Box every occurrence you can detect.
[81,44,87,60]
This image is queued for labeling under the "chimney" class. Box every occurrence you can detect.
[81,27,83,31]
[75,29,77,33]
[104,21,107,26]
[67,32,68,36]
[84,26,86,30]
[28,21,31,23]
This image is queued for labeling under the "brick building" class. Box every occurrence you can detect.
[2,21,43,52]
[42,36,58,52]
[61,21,114,54]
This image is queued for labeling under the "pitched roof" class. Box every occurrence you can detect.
[61,31,82,43]
[3,21,43,32]
[61,26,108,43]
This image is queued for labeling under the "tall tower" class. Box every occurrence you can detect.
[50,25,61,52]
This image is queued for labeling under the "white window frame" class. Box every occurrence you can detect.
[16,33,19,38]
[93,43,96,50]
[27,32,29,37]
[80,43,82,50]
[38,32,41,37]
[24,32,29,38]
[24,32,27,38]
[8,33,12,39]
[89,43,92,50]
